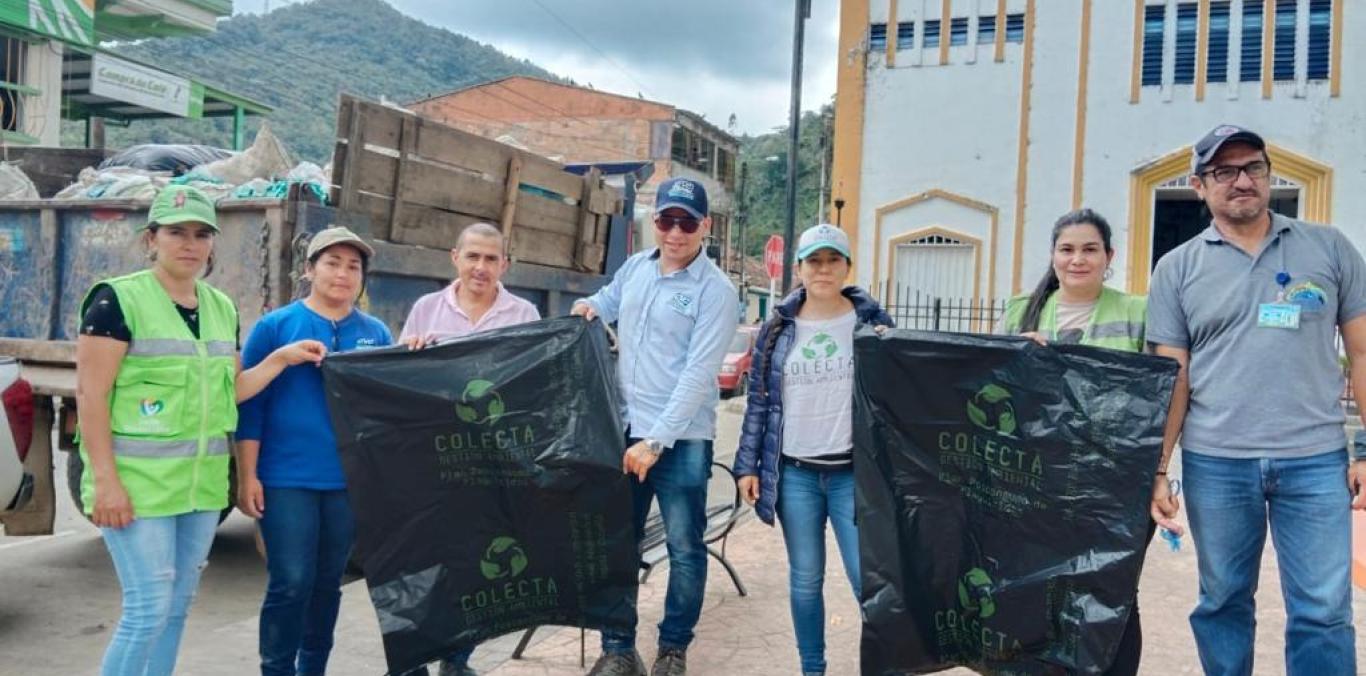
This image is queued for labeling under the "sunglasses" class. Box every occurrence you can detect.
[655,215,701,234]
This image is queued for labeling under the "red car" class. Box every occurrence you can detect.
[718,327,758,398]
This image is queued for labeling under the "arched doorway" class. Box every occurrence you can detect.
[1127,144,1333,293]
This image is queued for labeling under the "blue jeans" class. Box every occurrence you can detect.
[602,437,713,654]
[1184,449,1356,676]
[258,487,356,676]
[775,460,860,675]
[99,510,219,676]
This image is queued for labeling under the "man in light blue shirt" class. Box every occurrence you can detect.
[573,177,739,676]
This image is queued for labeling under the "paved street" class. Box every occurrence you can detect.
[2,400,1363,675]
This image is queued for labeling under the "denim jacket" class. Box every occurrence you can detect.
[731,286,894,524]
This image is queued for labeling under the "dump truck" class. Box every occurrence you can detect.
[0,94,650,535]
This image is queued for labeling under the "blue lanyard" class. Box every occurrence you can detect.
[1273,233,1290,300]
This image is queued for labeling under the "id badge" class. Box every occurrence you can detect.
[1257,302,1301,329]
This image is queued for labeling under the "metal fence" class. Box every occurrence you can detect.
[880,287,1008,334]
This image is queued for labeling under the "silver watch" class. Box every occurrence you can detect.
[643,438,665,456]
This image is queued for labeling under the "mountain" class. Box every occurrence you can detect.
[85,0,559,161]
[735,107,833,258]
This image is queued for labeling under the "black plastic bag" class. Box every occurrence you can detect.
[853,330,1177,675]
[98,144,234,175]
[321,317,639,675]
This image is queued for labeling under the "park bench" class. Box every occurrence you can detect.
[510,461,750,665]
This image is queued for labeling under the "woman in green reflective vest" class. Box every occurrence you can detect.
[1002,208,1147,350]
[75,185,325,676]
[1001,207,1159,676]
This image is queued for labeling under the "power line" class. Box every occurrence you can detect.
[423,97,629,161]
[491,80,611,132]
[524,0,655,100]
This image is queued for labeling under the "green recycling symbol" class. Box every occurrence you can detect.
[957,567,997,618]
[966,383,1016,436]
[479,536,529,581]
[455,379,505,425]
[801,332,838,359]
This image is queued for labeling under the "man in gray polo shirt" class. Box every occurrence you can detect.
[1146,124,1366,675]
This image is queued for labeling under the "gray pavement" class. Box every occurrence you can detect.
[2,400,1363,675]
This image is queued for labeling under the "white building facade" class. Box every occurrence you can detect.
[831,0,1360,311]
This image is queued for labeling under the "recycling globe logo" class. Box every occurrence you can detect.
[479,536,529,581]
[455,379,505,425]
[966,384,1016,436]
[801,332,838,359]
[957,567,997,618]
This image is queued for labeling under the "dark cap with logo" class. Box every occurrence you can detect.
[655,177,709,219]
[1191,124,1266,174]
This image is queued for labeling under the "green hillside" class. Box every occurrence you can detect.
[73,0,557,161]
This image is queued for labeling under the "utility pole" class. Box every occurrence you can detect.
[816,122,828,225]
[781,0,811,295]
[736,162,749,307]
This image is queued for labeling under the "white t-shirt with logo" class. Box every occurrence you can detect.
[780,310,857,463]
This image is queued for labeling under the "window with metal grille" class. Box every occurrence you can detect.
[1142,5,1165,86]
[1240,0,1263,82]
[1005,13,1025,43]
[670,127,689,164]
[1307,0,1331,80]
[1175,3,1198,84]
[924,19,941,48]
[950,17,969,46]
[896,21,915,50]
[1273,0,1295,81]
[978,14,996,43]
[1207,1,1231,82]
[870,22,888,51]
[0,36,28,135]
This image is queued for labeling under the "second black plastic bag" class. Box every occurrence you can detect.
[853,329,1178,675]
[321,317,638,675]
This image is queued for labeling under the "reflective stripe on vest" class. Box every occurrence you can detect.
[1004,287,1146,352]
[1089,320,1145,341]
[112,436,230,458]
[129,338,235,357]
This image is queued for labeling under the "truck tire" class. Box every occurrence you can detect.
[67,451,236,525]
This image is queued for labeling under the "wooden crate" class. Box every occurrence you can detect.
[331,94,620,273]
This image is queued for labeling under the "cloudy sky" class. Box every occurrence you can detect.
[234,0,839,135]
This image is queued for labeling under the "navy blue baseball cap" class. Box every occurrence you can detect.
[655,177,709,219]
[1192,124,1266,174]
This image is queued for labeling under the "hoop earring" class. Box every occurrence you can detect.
[1103,267,1114,281]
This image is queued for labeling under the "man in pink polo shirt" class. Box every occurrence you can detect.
[400,222,540,350]
[398,222,538,675]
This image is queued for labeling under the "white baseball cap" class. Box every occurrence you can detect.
[796,224,851,261]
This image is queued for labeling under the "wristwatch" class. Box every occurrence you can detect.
[642,438,665,456]
[1353,429,1366,461]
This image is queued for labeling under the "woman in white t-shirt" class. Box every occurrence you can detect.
[732,223,893,676]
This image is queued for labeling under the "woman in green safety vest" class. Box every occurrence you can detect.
[75,185,325,676]
[1002,208,1147,351]
[1001,207,1153,676]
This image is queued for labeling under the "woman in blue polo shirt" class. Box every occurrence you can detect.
[236,227,392,676]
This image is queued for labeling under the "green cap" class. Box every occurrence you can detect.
[146,185,218,232]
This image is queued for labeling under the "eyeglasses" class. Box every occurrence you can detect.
[655,215,701,234]
[1199,160,1271,184]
